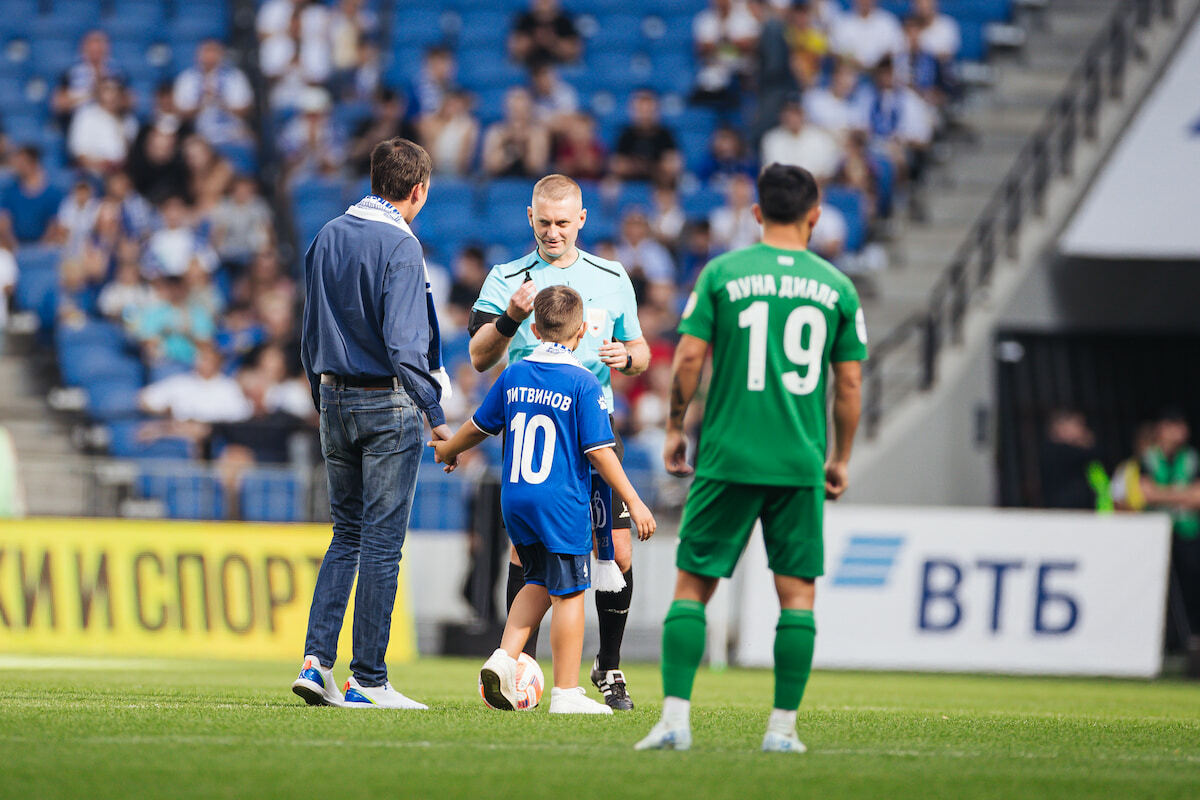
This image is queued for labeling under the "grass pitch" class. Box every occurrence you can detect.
[1,656,1198,800]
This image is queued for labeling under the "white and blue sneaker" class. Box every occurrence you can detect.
[762,731,807,753]
[634,718,692,751]
[291,654,343,706]
[341,676,428,710]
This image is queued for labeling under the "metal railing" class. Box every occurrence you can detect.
[862,0,1178,439]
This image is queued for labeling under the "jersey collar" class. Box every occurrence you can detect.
[524,341,587,369]
[346,194,414,236]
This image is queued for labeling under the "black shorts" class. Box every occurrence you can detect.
[514,541,590,596]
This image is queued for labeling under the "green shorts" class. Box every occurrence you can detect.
[676,477,824,580]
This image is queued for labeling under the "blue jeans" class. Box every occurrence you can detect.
[303,383,423,686]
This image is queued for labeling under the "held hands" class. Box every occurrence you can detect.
[428,426,458,473]
[824,460,849,500]
[663,429,693,477]
[629,500,657,541]
[507,281,537,322]
[598,339,629,370]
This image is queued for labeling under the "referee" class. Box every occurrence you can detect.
[292,138,451,710]
[468,174,650,710]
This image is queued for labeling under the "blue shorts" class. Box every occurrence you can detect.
[514,542,590,596]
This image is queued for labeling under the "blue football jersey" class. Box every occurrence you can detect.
[472,342,616,555]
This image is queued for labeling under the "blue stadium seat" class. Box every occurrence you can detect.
[105,6,165,39]
[585,16,645,52]
[648,51,695,96]
[2,113,48,145]
[59,344,144,386]
[821,185,869,253]
[958,19,987,61]
[29,38,77,80]
[484,178,536,210]
[677,128,711,171]
[0,0,38,29]
[391,10,448,47]
[457,11,510,49]
[137,465,224,519]
[944,0,1012,23]
[13,267,57,330]
[651,13,696,50]
[456,52,525,91]
[168,16,228,43]
[410,468,467,530]
[240,470,304,523]
[55,317,125,350]
[681,185,724,219]
[215,142,258,175]
[86,381,143,420]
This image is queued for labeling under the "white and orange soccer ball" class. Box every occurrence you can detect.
[479,652,544,710]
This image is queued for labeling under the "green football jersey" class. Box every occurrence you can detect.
[678,243,868,487]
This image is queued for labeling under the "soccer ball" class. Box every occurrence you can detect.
[479,652,544,710]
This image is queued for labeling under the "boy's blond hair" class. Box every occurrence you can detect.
[532,285,584,343]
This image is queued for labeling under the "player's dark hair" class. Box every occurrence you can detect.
[370,137,431,204]
[533,285,584,344]
[757,163,819,224]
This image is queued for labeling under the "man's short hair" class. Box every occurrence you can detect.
[532,173,581,205]
[533,285,584,343]
[757,163,819,224]
[370,137,432,203]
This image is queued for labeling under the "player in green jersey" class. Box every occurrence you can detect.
[636,164,867,754]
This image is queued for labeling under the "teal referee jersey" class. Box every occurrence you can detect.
[472,248,642,409]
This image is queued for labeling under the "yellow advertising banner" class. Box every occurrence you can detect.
[0,518,416,663]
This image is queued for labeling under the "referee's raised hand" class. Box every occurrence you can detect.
[507,281,537,321]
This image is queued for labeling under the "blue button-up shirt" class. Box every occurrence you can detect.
[300,201,446,427]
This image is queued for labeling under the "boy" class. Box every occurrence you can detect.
[431,285,656,714]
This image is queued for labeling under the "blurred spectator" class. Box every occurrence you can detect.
[98,246,154,322]
[617,209,675,287]
[612,89,681,186]
[698,126,757,189]
[482,87,550,178]
[809,194,847,262]
[67,77,136,177]
[911,0,961,62]
[139,341,251,423]
[835,130,882,217]
[692,0,760,108]
[104,171,154,241]
[679,220,718,286]
[412,45,457,120]
[898,16,957,112]
[329,0,379,78]
[1143,409,1200,539]
[51,30,126,131]
[341,37,383,104]
[59,196,124,308]
[420,89,480,178]
[348,89,418,176]
[182,135,234,216]
[280,87,344,183]
[127,117,191,205]
[508,0,582,67]
[132,274,216,366]
[760,98,841,181]
[752,2,797,144]
[855,56,934,182]
[709,173,760,253]
[232,247,296,310]
[447,245,489,325]
[0,146,64,247]
[173,40,255,147]
[142,196,218,279]
[211,177,274,271]
[830,0,903,69]
[784,1,830,88]
[1038,409,1099,509]
[803,60,863,140]
[551,112,606,181]
[0,243,13,337]
[259,0,332,90]
[650,184,686,246]
[529,61,579,130]
[53,180,101,254]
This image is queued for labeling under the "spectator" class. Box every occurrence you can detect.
[412,45,457,120]
[132,274,217,366]
[50,30,126,131]
[279,87,344,183]
[329,0,379,79]
[551,111,606,181]
[650,184,686,246]
[617,209,676,287]
[0,146,64,248]
[258,0,332,88]
[529,61,579,129]
[830,0,904,69]
[760,98,841,181]
[67,77,136,177]
[139,341,251,423]
[911,0,961,62]
[230,248,295,310]
[103,171,154,241]
[698,126,757,188]
[855,56,934,181]
[753,1,798,144]
[481,87,550,178]
[53,180,101,254]
[182,135,235,216]
[809,194,848,262]
[348,89,419,176]
[508,0,582,67]
[691,0,761,108]
[420,89,480,178]
[211,177,274,271]
[173,40,255,147]
[126,116,191,205]
[709,173,760,253]
[98,245,155,322]
[784,1,830,88]
[446,244,489,326]
[803,60,864,140]
[142,196,218,279]
[1038,409,1099,510]
[898,16,957,112]
[612,89,681,186]
[679,219,717,287]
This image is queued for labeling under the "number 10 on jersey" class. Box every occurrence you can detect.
[738,302,827,395]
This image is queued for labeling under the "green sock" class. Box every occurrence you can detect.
[661,599,707,701]
[773,608,816,710]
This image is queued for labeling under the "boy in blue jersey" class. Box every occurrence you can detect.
[431,286,656,714]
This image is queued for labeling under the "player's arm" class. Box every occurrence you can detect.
[468,279,537,372]
[586,447,656,540]
[663,333,709,477]
[428,419,490,473]
[826,360,863,501]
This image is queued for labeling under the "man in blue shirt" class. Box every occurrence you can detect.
[467,174,650,710]
[432,285,655,713]
[292,137,450,710]
[0,146,64,247]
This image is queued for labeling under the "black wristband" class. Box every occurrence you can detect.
[495,312,520,338]
[622,354,633,372]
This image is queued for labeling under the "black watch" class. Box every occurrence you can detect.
[622,354,633,372]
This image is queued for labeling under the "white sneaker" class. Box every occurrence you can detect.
[548,686,614,715]
[479,649,521,710]
[634,717,691,750]
[762,730,807,753]
[341,677,428,709]
[291,654,343,706]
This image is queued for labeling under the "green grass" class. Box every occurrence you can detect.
[1,656,1198,799]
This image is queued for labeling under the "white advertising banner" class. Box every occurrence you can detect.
[735,507,1171,678]
[1059,17,1200,258]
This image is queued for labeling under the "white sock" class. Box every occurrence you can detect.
[767,708,797,735]
[662,696,691,726]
